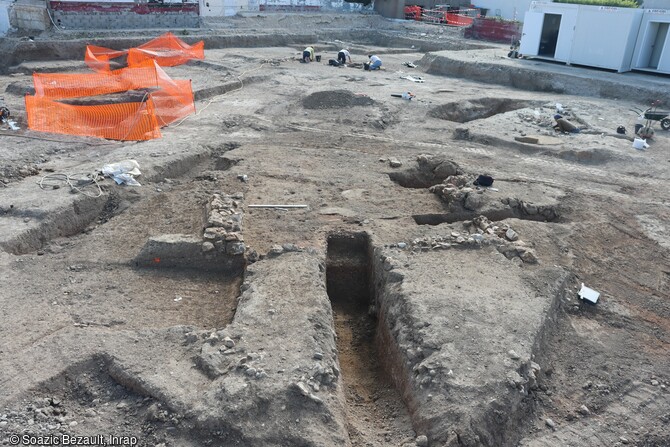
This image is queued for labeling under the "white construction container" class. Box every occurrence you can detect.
[520,2,579,62]
[200,0,259,16]
[520,1,644,72]
[0,0,11,36]
[570,5,643,72]
[632,9,670,74]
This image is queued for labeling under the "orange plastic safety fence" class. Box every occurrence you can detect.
[85,45,127,73]
[85,32,204,72]
[26,95,161,141]
[445,13,474,27]
[129,32,205,68]
[31,61,195,126]
[26,33,201,141]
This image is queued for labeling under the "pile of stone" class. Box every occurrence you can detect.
[408,215,538,264]
[0,397,73,433]
[430,176,559,222]
[516,109,554,128]
[429,174,485,211]
[388,153,462,188]
[194,330,244,378]
[502,197,559,221]
[291,358,340,404]
[267,243,304,258]
[202,193,245,256]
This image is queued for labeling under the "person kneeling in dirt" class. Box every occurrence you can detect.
[553,114,580,133]
[337,49,352,66]
[302,46,315,63]
[365,54,382,71]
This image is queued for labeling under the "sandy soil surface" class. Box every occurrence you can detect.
[0,13,669,447]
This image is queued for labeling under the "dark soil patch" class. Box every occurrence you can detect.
[303,90,374,109]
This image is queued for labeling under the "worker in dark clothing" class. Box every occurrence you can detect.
[337,49,352,65]
[553,114,580,133]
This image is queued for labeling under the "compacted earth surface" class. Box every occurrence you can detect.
[0,12,669,447]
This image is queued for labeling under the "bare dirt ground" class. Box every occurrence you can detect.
[0,12,669,447]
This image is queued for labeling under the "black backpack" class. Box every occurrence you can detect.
[473,175,494,187]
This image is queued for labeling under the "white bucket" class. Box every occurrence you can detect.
[632,138,649,150]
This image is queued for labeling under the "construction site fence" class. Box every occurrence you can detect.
[85,32,205,73]
[26,32,202,141]
[405,6,479,27]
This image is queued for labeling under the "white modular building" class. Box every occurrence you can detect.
[631,9,670,74]
[520,1,644,73]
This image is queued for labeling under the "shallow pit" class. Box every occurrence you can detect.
[548,147,618,165]
[429,97,544,123]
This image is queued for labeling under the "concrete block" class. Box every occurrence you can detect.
[47,8,199,30]
[10,0,49,31]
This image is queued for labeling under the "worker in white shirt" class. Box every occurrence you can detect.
[337,49,352,65]
[367,54,382,70]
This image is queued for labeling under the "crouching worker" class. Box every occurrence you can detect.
[337,49,352,65]
[365,54,382,71]
[553,114,580,133]
[302,46,315,63]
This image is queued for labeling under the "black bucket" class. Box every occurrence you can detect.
[315,55,321,62]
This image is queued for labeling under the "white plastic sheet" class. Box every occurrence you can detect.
[101,159,141,186]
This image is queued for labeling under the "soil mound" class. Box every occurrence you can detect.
[303,90,374,109]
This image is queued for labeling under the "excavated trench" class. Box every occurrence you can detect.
[429,98,544,123]
[326,233,415,446]
[4,150,244,330]
[9,355,244,445]
[412,206,561,225]
[0,29,480,74]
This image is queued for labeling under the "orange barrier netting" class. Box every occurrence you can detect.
[26,33,201,141]
[445,12,475,27]
[32,61,195,126]
[84,45,127,73]
[131,32,205,68]
[85,32,204,73]
[26,95,162,141]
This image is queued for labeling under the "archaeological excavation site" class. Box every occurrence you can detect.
[0,10,669,447]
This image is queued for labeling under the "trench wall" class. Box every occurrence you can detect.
[421,51,670,105]
[0,28,489,74]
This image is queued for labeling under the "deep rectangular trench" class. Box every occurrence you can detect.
[413,208,560,226]
[325,232,415,445]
